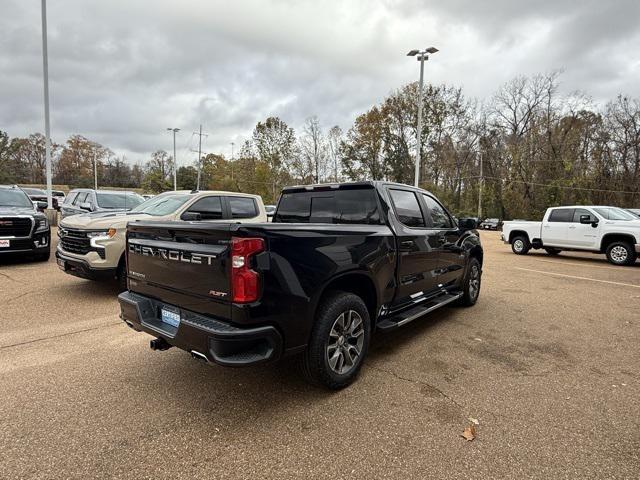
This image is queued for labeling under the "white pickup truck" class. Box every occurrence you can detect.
[501,206,640,266]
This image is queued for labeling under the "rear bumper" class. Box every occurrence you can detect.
[118,291,283,367]
[55,249,116,281]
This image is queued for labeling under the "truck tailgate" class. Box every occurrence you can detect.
[126,221,233,319]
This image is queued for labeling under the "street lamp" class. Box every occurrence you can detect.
[407,47,438,187]
[167,127,180,190]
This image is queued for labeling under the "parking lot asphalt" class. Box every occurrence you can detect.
[1,230,638,479]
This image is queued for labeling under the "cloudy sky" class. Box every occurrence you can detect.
[1,0,639,163]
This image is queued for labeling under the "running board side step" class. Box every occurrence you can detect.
[376,292,463,332]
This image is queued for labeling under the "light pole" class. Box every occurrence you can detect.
[407,47,438,187]
[41,0,53,218]
[167,128,180,190]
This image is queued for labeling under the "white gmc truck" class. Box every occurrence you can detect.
[502,206,640,266]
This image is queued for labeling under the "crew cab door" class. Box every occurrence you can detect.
[567,208,600,249]
[420,193,464,287]
[387,188,442,303]
[542,208,574,246]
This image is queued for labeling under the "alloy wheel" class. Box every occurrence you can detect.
[326,310,365,375]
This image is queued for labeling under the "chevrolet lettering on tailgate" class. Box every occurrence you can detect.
[128,243,218,265]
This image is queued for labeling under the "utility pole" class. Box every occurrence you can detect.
[231,142,235,160]
[41,0,54,223]
[167,128,180,190]
[194,124,207,190]
[406,47,438,187]
[93,150,98,190]
[478,151,483,219]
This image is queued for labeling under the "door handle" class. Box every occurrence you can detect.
[568,226,576,229]
[400,240,415,249]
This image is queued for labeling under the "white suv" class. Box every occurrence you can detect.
[56,190,267,288]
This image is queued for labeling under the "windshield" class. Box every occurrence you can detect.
[0,189,34,207]
[594,207,637,221]
[96,192,144,209]
[23,188,46,195]
[130,194,192,216]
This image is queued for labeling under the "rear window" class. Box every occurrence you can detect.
[228,196,258,219]
[548,209,574,222]
[274,188,382,224]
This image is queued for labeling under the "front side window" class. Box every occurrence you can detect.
[423,194,453,228]
[572,208,595,223]
[0,189,33,207]
[548,209,574,222]
[73,192,88,205]
[186,196,223,220]
[64,192,78,205]
[389,189,425,228]
[228,197,257,219]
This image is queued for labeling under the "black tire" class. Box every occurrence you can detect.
[117,261,127,291]
[456,257,482,307]
[301,291,371,389]
[605,241,636,266]
[544,248,561,256]
[511,235,530,255]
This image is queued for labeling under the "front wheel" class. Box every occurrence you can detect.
[605,242,636,266]
[301,291,370,389]
[456,257,482,307]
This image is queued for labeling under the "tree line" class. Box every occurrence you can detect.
[1,71,639,218]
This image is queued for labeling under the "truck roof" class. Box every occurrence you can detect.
[281,180,434,196]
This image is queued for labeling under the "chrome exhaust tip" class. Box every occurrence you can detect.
[190,350,209,363]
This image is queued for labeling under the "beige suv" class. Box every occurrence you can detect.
[55,190,267,288]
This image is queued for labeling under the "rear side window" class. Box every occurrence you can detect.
[274,188,382,224]
[186,196,223,220]
[548,209,574,222]
[228,196,257,219]
[422,194,453,228]
[389,189,425,228]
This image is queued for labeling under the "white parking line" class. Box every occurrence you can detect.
[514,267,640,289]
[533,258,628,271]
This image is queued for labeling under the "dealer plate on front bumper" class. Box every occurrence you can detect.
[0,240,9,248]
[57,258,66,270]
[161,307,181,328]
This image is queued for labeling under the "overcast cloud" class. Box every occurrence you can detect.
[1,0,639,163]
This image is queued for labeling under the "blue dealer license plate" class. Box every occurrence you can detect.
[160,307,181,328]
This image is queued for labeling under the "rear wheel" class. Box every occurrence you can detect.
[511,236,530,255]
[605,241,636,266]
[544,248,561,256]
[301,291,370,389]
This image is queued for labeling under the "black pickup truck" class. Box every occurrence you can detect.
[118,181,483,388]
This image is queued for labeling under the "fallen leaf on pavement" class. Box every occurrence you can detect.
[468,417,479,425]
[461,424,476,441]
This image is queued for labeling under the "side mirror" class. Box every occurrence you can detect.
[35,201,48,211]
[580,215,598,227]
[458,218,477,230]
[79,202,93,212]
[181,211,202,221]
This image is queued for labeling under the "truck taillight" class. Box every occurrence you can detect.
[231,237,265,303]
